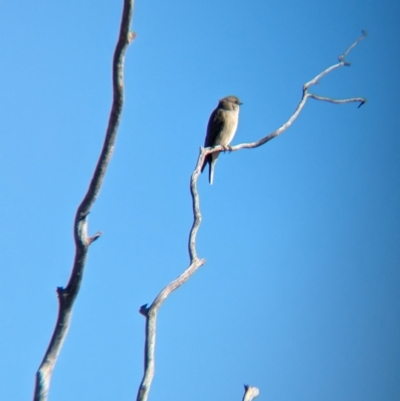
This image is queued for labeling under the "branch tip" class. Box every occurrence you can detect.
[339,30,367,61]
[358,99,366,108]
[89,231,102,244]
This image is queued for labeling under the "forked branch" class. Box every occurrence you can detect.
[197,30,367,166]
[136,32,366,401]
[32,1,135,400]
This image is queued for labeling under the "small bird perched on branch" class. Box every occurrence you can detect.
[201,95,242,184]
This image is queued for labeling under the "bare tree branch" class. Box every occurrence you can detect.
[135,32,366,401]
[136,258,205,401]
[339,30,367,61]
[135,117,212,401]
[197,31,367,162]
[307,93,365,106]
[242,385,260,401]
[135,119,210,401]
[32,2,135,400]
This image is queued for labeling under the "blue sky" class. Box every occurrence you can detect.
[0,1,399,400]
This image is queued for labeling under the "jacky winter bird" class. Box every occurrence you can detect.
[201,95,242,184]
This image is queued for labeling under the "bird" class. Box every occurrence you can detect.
[201,95,242,184]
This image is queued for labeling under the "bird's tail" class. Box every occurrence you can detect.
[209,158,217,185]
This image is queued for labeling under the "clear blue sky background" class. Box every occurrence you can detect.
[0,1,399,400]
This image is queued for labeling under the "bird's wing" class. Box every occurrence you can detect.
[204,108,225,147]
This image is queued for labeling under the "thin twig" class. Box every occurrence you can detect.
[339,30,367,61]
[308,93,366,105]
[32,2,135,400]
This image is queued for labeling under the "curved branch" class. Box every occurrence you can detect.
[308,93,366,106]
[198,31,366,161]
[136,258,205,401]
[339,30,367,61]
[33,2,135,400]
[135,32,366,401]
[136,161,207,401]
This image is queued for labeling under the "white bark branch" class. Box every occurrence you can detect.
[136,163,206,401]
[199,31,367,162]
[137,32,366,401]
[32,2,135,400]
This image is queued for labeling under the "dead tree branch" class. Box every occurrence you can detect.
[135,109,209,401]
[136,31,366,401]
[197,31,367,165]
[32,1,135,400]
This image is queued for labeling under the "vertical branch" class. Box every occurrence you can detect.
[188,149,206,261]
[135,159,207,401]
[33,1,135,400]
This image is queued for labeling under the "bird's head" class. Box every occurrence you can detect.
[219,95,243,110]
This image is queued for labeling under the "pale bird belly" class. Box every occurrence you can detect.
[218,111,239,146]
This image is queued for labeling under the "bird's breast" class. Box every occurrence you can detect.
[218,109,239,146]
